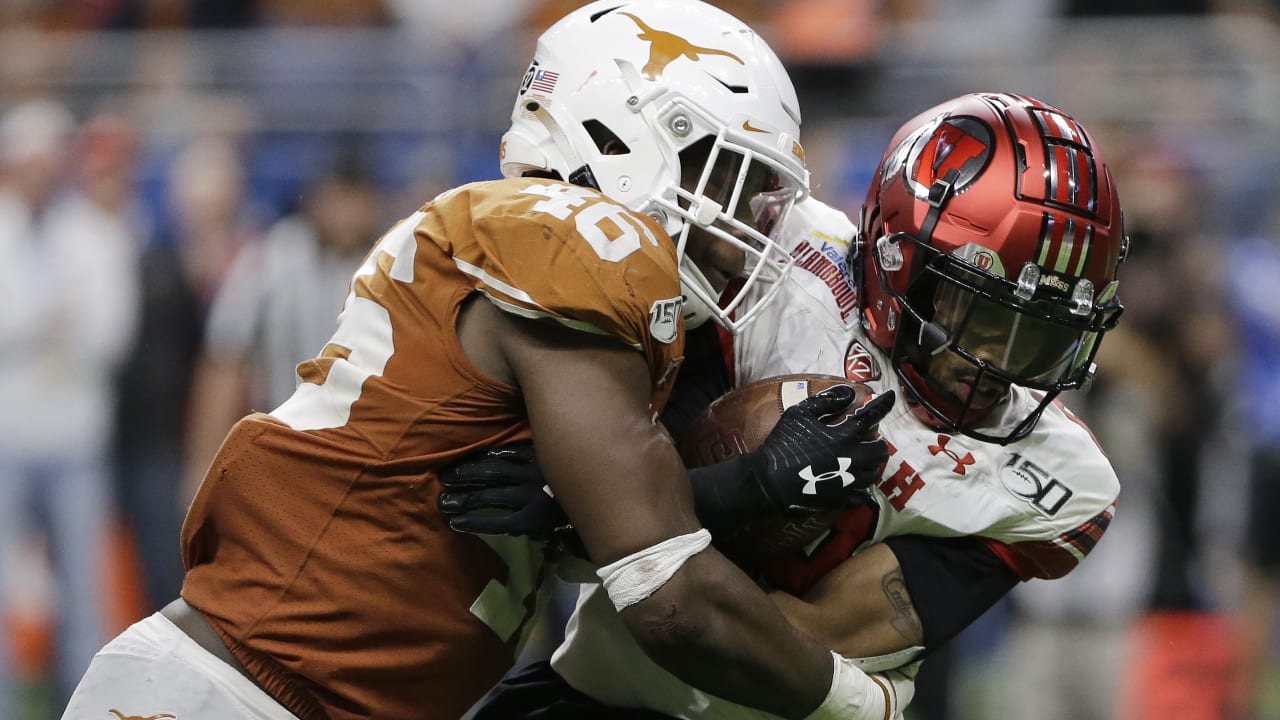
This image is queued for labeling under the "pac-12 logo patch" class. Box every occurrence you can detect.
[844,340,881,382]
[649,296,683,344]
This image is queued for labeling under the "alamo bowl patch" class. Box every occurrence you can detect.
[649,296,683,344]
[844,340,881,382]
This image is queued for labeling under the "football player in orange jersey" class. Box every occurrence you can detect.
[61,2,904,720]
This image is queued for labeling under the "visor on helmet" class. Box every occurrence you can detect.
[931,272,1100,387]
[877,231,1123,443]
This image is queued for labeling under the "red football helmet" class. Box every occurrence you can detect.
[857,92,1127,443]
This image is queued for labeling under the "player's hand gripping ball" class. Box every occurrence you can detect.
[676,374,889,569]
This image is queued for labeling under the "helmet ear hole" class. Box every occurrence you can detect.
[583,119,629,155]
[674,136,715,202]
[676,136,714,166]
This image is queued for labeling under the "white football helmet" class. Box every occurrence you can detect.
[500,0,809,333]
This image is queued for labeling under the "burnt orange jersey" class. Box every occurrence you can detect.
[180,177,686,720]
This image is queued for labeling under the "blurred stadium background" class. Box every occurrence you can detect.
[1,1,1278,718]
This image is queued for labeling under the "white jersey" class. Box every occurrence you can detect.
[550,198,1119,719]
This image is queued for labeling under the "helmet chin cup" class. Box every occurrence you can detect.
[677,254,724,331]
[681,289,716,329]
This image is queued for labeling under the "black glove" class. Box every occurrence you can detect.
[690,387,894,533]
[437,443,586,557]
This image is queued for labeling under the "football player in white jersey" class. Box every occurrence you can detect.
[442,92,1128,719]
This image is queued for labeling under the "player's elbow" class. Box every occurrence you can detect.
[596,531,758,675]
[614,556,738,668]
[628,584,711,642]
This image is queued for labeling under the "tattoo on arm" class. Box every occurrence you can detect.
[881,568,924,645]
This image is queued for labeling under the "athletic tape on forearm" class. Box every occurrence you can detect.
[804,651,914,720]
[596,529,713,611]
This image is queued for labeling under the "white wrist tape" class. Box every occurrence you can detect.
[596,529,712,611]
[804,651,916,720]
[847,645,925,673]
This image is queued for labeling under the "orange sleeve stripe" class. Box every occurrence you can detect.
[867,673,893,720]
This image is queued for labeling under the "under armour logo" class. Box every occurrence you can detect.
[798,458,856,495]
[928,435,975,475]
[109,711,177,720]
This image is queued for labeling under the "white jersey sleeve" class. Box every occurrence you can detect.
[863,383,1118,580]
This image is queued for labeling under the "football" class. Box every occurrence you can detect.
[675,374,874,570]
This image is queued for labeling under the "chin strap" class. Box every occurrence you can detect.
[524,99,602,192]
[918,168,959,246]
[522,98,586,181]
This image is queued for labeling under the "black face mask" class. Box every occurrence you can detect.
[882,235,1123,444]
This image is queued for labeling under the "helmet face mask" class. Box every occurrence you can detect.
[500,0,809,334]
[858,93,1127,443]
[670,134,800,331]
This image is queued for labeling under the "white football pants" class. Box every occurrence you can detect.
[60,613,298,720]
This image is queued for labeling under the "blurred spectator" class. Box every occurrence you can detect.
[994,127,1244,720]
[182,148,383,502]
[164,135,258,304]
[993,322,1166,720]
[765,0,883,121]
[0,98,139,709]
[1113,137,1236,613]
[1226,160,1280,720]
[109,115,206,616]
[111,133,258,629]
[153,135,261,505]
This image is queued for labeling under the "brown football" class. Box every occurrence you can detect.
[675,374,874,570]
